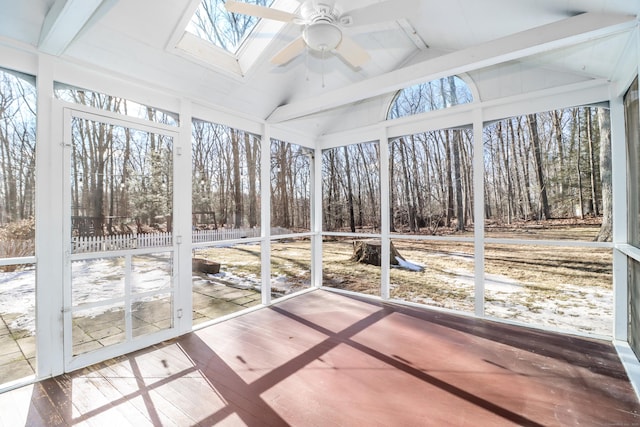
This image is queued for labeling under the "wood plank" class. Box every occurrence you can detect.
[0,289,638,426]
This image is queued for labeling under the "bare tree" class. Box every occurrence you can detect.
[596,108,612,242]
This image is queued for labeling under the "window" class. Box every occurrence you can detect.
[322,142,380,296]
[55,83,178,126]
[191,119,262,327]
[388,128,475,312]
[625,77,640,358]
[483,108,613,335]
[322,142,380,233]
[0,68,36,385]
[388,76,473,119]
[186,0,274,53]
[270,140,312,298]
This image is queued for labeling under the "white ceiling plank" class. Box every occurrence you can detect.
[39,0,104,56]
[268,12,637,123]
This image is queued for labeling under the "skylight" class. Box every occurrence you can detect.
[186,0,274,53]
[388,76,473,119]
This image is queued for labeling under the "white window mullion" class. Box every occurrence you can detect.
[312,145,323,288]
[176,98,193,334]
[380,129,390,300]
[261,125,272,305]
[473,108,485,317]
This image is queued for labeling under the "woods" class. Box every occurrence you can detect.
[270,140,311,232]
[192,120,261,231]
[322,143,380,232]
[0,69,615,260]
[484,107,610,240]
[0,71,36,258]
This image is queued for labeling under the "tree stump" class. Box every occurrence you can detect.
[192,258,220,274]
[351,239,405,266]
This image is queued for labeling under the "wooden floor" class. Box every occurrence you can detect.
[1,289,639,426]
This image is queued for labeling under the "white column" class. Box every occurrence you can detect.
[312,144,323,288]
[611,91,629,341]
[380,128,390,300]
[36,54,65,377]
[473,108,485,317]
[261,125,271,305]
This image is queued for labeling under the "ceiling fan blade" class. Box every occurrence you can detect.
[341,0,419,26]
[271,36,307,65]
[334,35,370,68]
[225,0,298,23]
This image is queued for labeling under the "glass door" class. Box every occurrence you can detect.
[62,109,179,371]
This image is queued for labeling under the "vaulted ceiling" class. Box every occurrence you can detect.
[0,0,638,137]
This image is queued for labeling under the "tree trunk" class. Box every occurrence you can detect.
[343,146,356,232]
[527,114,551,219]
[596,108,612,242]
[232,129,242,228]
[452,130,465,231]
[586,107,600,216]
[399,139,416,232]
[444,130,454,227]
[576,112,584,219]
[245,132,258,228]
[552,110,566,199]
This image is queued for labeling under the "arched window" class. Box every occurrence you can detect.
[388,76,473,119]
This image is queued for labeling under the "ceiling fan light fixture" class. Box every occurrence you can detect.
[303,22,342,51]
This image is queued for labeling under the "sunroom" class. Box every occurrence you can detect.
[0,0,639,425]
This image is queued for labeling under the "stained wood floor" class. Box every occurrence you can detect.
[1,289,639,426]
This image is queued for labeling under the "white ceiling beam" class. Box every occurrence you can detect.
[39,0,104,56]
[267,12,637,123]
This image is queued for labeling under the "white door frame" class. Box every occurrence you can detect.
[61,107,182,372]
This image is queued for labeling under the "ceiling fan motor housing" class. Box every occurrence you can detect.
[301,3,343,51]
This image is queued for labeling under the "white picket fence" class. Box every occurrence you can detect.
[73,227,267,253]
[191,228,260,243]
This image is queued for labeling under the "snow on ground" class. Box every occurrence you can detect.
[447,265,612,335]
[395,257,424,272]
[0,253,614,337]
[0,266,35,333]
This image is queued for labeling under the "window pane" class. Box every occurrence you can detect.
[0,68,36,386]
[131,253,172,294]
[0,263,35,383]
[323,237,380,296]
[132,293,173,338]
[186,0,275,53]
[270,140,311,234]
[389,239,474,312]
[484,108,612,242]
[0,70,36,256]
[71,118,173,253]
[629,257,640,358]
[71,258,125,306]
[55,83,178,126]
[192,120,261,239]
[388,76,473,119]
[322,143,379,233]
[484,244,612,335]
[626,77,640,247]
[192,243,262,327]
[72,303,126,356]
[390,130,474,235]
[271,237,311,297]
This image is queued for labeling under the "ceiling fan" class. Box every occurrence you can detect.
[225,0,418,68]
